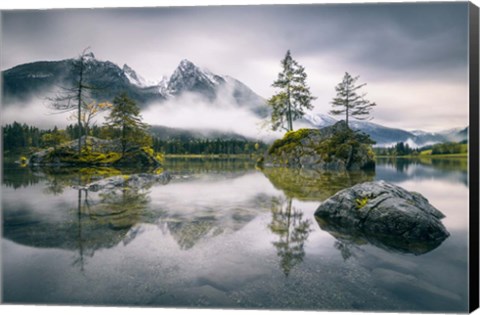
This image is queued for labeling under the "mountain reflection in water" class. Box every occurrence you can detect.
[1,157,469,311]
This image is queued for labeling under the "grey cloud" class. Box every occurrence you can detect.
[0,3,470,132]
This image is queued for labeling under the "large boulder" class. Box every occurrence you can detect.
[314,180,449,254]
[260,121,375,171]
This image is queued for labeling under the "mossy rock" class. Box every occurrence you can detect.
[314,180,449,255]
[29,136,163,167]
[260,121,376,171]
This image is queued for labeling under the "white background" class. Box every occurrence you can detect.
[0,1,479,315]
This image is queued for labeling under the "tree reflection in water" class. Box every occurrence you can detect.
[268,197,312,276]
[262,167,374,202]
[72,185,150,271]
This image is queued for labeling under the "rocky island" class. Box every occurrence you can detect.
[28,136,163,167]
[259,121,375,171]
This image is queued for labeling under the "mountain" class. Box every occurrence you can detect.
[163,59,267,116]
[2,52,165,106]
[439,127,469,143]
[303,113,468,147]
[2,54,467,145]
[122,64,159,88]
[2,55,267,116]
[167,59,223,99]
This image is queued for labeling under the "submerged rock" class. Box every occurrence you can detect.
[76,172,172,192]
[260,121,375,171]
[314,180,449,254]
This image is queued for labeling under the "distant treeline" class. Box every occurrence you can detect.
[2,122,98,154]
[152,138,267,155]
[374,140,468,156]
[2,122,268,156]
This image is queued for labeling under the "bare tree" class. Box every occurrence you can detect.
[49,48,95,154]
[68,101,112,151]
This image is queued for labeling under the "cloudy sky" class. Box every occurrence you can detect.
[1,2,471,131]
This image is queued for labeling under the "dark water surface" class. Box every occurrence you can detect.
[1,157,469,311]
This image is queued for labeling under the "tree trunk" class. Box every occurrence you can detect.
[287,84,293,131]
[77,58,84,155]
[346,107,349,128]
[121,121,126,158]
[345,86,350,129]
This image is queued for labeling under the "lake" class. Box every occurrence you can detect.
[1,157,469,312]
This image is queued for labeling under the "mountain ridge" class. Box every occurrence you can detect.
[2,54,267,117]
[302,113,468,147]
[2,54,467,146]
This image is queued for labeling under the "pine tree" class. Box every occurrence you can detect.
[330,72,376,128]
[268,50,316,131]
[105,93,151,157]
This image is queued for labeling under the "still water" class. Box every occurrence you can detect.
[1,157,469,312]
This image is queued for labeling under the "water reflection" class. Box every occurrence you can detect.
[1,157,469,311]
[261,167,375,201]
[268,197,312,276]
[165,216,223,250]
[3,184,151,263]
[315,216,447,256]
[376,157,467,186]
[2,164,43,189]
[2,167,272,259]
[165,157,257,175]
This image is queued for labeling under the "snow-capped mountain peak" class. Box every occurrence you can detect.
[123,64,146,87]
[178,59,196,71]
[167,59,226,96]
[202,68,225,85]
[157,75,169,95]
[122,64,158,88]
[303,113,337,128]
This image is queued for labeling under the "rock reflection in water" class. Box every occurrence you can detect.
[268,197,312,276]
[262,167,374,201]
[315,216,446,256]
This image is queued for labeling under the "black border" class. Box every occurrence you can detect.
[469,1,479,313]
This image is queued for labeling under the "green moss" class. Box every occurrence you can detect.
[101,152,122,163]
[153,167,164,174]
[356,196,369,209]
[264,124,376,170]
[268,128,312,155]
[79,167,122,177]
[142,146,154,156]
[43,148,123,165]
